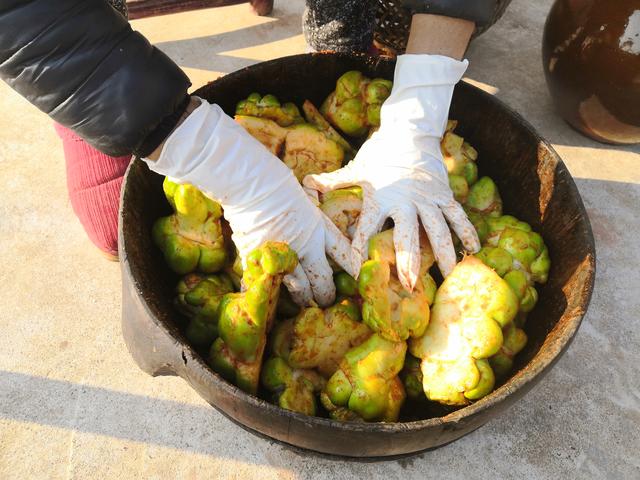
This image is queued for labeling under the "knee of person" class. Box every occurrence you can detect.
[303,2,377,53]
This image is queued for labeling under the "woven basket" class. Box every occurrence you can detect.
[374,0,513,54]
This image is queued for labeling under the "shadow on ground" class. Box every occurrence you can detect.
[154,10,302,74]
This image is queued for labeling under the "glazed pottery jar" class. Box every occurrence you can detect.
[542,0,640,144]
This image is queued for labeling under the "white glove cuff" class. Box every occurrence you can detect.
[143,98,296,209]
[393,54,468,90]
[378,54,468,167]
[144,97,221,179]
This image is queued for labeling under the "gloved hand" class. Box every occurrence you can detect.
[143,97,355,307]
[304,55,480,290]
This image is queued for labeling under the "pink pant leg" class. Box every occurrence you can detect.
[54,123,131,258]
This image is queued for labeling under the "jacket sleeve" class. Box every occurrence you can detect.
[0,0,191,157]
[401,0,499,28]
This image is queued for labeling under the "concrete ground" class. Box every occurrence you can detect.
[0,0,638,478]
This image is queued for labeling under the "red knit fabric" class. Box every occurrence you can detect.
[54,124,131,257]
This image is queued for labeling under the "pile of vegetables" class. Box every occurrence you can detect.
[152,71,550,422]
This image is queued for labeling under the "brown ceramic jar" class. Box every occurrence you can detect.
[542,0,640,144]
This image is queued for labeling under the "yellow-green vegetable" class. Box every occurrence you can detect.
[153,178,226,275]
[320,71,392,137]
[209,242,297,394]
[410,256,518,405]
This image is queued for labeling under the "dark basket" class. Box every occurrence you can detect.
[119,53,595,458]
[374,0,513,53]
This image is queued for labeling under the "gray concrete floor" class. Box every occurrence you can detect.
[0,0,638,478]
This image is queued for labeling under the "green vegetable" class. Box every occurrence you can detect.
[153,178,226,275]
[475,214,550,313]
[235,115,344,181]
[400,354,425,401]
[270,299,371,378]
[490,222,550,284]
[282,123,345,181]
[320,71,392,137]
[320,333,407,422]
[302,100,355,159]
[410,256,518,405]
[234,114,288,156]
[465,177,503,217]
[235,92,303,127]
[334,271,359,298]
[319,187,363,239]
[208,242,297,394]
[174,273,235,347]
[319,229,437,422]
[359,230,433,342]
[441,129,479,204]
[261,357,325,416]
[490,323,528,378]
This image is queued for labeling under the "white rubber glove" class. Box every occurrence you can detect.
[142,97,355,307]
[304,55,480,290]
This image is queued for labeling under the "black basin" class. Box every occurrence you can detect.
[118,53,596,458]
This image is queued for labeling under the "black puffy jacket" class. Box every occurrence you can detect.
[0,0,190,157]
[0,0,499,157]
